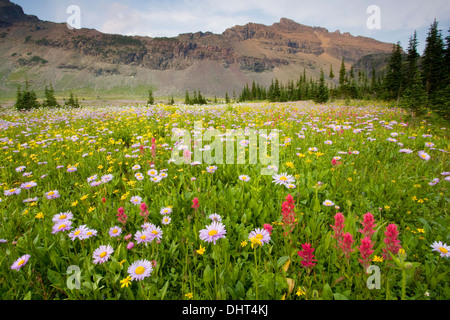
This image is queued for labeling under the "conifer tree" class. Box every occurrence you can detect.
[147,89,155,105]
[329,64,335,79]
[401,69,428,116]
[314,69,329,103]
[404,31,419,90]
[384,42,403,100]
[422,19,445,96]
[43,83,59,108]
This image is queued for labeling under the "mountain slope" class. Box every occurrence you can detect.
[0,0,394,100]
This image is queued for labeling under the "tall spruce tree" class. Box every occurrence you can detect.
[401,69,428,116]
[15,80,40,111]
[422,19,445,96]
[329,64,335,79]
[65,91,80,108]
[404,31,419,90]
[444,26,450,85]
[338,58,347,97]
[43,83,59,108]
[147,89,155,105]
[314,69,329,103]
[384,42,403,100]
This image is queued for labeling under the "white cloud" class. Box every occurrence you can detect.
[100,2,144,36]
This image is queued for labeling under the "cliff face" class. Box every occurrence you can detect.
[0,1,394,98]
[0,0,38,27]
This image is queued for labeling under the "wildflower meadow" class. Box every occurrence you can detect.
[0,101,448,300]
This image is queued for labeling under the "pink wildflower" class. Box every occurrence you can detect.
[263,223,273,235]
[358,212,377,239]
[191,197,199,211]
[281,194,296,235]
[357,236,374,272]
[297,243,317,271]
[331,158,341,166]
[183,149,192,164]
[124,234,132,241]
[339,232,354,259]
[117,207,128,225]
[140,202,149,220]
[151,137,156,158]
[382,224,401,260]
[331,212,345,244]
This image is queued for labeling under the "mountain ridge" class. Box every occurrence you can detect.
[0,0,394,99]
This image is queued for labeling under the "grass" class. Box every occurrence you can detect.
[0,101,448,300]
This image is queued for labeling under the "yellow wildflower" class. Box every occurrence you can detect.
[35,212,44,219]
[296,287,306,297]
[120,276,132,288]
[196,245,206,255]
[373,255,384,263]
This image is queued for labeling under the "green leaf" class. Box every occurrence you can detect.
[47,269,62,286]
[277,256,290,269]
[235,281,245,300]
[160,280,170,300]
[23,291,32,300]
[333,292,349,300]
[203,265,214,283]
[322,283,333,300]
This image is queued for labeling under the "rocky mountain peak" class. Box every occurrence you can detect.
[0,0,38,27]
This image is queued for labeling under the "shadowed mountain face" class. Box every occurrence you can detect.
[0,0,394,99]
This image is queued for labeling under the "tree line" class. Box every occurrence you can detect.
[14,81,80,110]
[237,19,450,118]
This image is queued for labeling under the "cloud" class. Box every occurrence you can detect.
[100,2,145,36]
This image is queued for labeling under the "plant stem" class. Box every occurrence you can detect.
[254,246,258,300]
[401,268,406,300]
[429,255,441,280]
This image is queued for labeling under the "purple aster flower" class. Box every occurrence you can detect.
[11,254,30,271]
[52,211,73,223]
[45,190,60,200]
[130,196,142,205]
[51,219,73,234]
[92,245,114,264]
[101,174,113,183]
[108,226,122,238]
[128,259,153,281]
[209,213,222,222]
[84,229,97,239]
[248,228,271,247]
[4,188,21,196]
[68,225,89,241]
[134,229,152,244]
[418,150,430,161]
[15,166,26,172]
[147,224,163,241]
[90,181,102,187]
[199,221,227,245]
[20,181,37,189]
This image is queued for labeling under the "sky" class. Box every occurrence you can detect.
[13,0,450,54]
